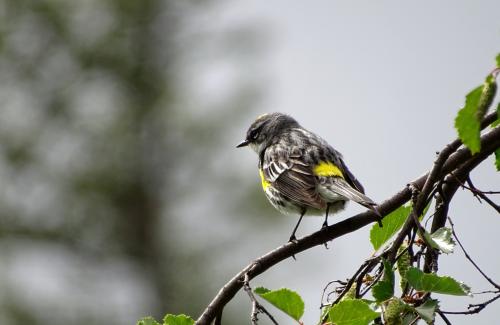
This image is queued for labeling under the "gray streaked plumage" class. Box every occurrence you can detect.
[237,113,377,239]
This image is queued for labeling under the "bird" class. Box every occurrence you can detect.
[237,113,379,242]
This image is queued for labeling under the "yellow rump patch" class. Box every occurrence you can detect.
[313,161,344,178]
[259,169,270,190]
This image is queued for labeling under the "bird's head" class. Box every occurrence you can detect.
[236,113,299,153]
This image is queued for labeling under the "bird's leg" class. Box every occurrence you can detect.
[289,208,306,242]
[322,204,331,228]
[322,204,331,249]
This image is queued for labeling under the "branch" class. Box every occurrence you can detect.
[437,310,453,325]
[448,217,500,290]
[242,274,279,325]
[440,293,500,315]
[196,121,500,325]
[463,177,500,213]
[389,112,499,264]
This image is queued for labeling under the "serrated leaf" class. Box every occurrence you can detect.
[372,281,393,303]
[455,86,483,154]
[137,317,161,325]
[406,268,471,296]
[254,287,304,321]
[254,287,270,295]
[370,205,412,250]
[495,149,500,171]
[402,313,418,325]
[372,259,395,302]
[163,314,194,325]
[382,259,395,285]
[424,227,455,254]
[415,299,439,324]
[328,299,379,325]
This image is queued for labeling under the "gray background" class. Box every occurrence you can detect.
[198,1,500,324]
[0,1,499,324]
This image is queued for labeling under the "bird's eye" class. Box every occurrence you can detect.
[249,129,259,140]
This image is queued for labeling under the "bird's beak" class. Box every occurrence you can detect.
[236,139,250,148]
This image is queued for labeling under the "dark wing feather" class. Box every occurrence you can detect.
[320,146,376,209]
[322,177,375,208]
[262,146,324,210]
[338,157,365,194]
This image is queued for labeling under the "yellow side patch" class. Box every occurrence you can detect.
[259,169,270,190]
[313,161,344,178]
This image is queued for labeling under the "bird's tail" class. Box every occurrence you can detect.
[324,177,378,210]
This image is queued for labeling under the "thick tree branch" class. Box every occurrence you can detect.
[196,121,500,324]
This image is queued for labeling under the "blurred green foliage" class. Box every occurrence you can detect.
[0,0,264,324]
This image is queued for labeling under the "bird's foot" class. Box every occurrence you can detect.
[288,235,298,260]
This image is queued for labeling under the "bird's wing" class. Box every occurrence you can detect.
[337,157,366,194]
[318,176,376,209]
[262,146,325,210]
[315,152,376,209]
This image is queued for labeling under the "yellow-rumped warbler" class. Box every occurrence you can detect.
[237,113,378,241]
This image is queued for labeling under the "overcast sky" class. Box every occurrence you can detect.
[179,1,500,324]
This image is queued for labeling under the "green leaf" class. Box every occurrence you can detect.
[402,313,418,325]
[455,86,483,154]
[372,281,393,304]
[343,283,357,300]
[370,205,412,250]
[424,227,456,254]
[493,103,500,127]
[406,268,471,296]
[254,287,304,321]
[495,148,500,171]
[496,53,500,67]
[415,299,439,324]
[137,317,161,325]
[372,259,395,302]
[328,299,379,325]
[163,314,195,325]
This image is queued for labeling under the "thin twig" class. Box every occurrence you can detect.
[359,266,384,297]
[437,310,453,325]
[407,184,434,249]
[448,217,500,289]
[473,290,500,295]
[464,177,500,214]
[408,316,420,325]
[321,280,346,306]
[243,273,279,325]
[440,293,500,315]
